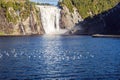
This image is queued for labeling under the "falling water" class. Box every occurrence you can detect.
[37,5,67,34]
[21,25,25,35]
[19,23,26,35]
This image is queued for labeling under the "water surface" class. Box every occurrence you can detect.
[0,36,120,80]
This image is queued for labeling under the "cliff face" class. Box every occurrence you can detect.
[59,5,83,30]
[15,7,44,35]
[70,2,120,35]
[59,0,120,35]
[59,0,120,19]
[0,0,44,35]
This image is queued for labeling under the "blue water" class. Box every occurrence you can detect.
[0,36,120,80]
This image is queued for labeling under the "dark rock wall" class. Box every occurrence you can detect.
[72,2,120,35]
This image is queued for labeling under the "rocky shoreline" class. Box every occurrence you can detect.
[92,34,120,38]
[0,31,120,38]
[0,34,43,37]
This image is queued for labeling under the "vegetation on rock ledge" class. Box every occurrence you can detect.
[0,0,35,23]
[0,0,42,34]
[59,0,120,19]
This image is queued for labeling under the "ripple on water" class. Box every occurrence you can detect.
[0,49,96,61]
[0,36,120,79]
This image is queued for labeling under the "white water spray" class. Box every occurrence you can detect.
[37,5,67,34]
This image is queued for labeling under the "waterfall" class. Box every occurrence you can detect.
[19,23,26,35]
[37,5,67,34]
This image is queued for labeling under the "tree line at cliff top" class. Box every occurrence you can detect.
[59,0,120,19]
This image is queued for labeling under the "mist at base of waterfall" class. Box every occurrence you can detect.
[44,29,68,35]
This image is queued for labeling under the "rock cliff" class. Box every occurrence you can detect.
[0,0,44,35]
[59,5,83,30]
[70,2,120,35]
